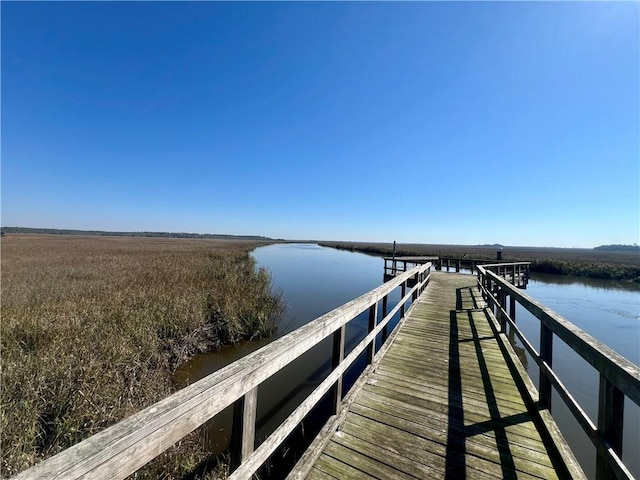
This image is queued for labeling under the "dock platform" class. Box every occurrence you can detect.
[302,273,578,479]
[18,262,637,480]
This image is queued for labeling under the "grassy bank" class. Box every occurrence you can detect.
[1,235,283,478]
[318,241,640,283]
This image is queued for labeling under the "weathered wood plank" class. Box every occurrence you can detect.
[301,272,582,480]
[372,368,529,410]
[305,467,338,480]
[313,453,370,479]
[332,430,439,479]
[324,440,417,479]
[342,411,558,475]
[351,394,550,454]
[368,372,530,417]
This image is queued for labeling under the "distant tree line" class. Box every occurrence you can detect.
[0,226,272,241]
[594,244,640,252]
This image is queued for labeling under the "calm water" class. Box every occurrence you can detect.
[175,244,401,475]
[176,244,639,478]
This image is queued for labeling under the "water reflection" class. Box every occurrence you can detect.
[174,244,396,474]
[530,272,640,293]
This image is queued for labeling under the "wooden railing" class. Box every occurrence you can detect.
[482,261,530,288]
[432,256,530,284]
[477,264,640,480]
[14,263,432,480]
[382,255,436,278]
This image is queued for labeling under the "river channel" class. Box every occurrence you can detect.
[176,243,639,478]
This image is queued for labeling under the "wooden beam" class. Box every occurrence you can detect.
[367,303,378,364]
[230,387,258,469]
[596,375,625,480]
[331,325,346,414]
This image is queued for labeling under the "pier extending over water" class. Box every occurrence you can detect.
[14,259,639,480]
[293,272,580,480]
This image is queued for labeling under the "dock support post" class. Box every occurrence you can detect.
[331,325,346,414]
[230,387,258,469]
[455,260,460,273]
[596,375,624,480]
[539,325,553,411]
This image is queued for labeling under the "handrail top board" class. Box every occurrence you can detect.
[480,261,532,267]
[382,255,438,262]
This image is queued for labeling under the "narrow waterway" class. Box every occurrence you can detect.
[174,244,400,476]
[175,244,639,478]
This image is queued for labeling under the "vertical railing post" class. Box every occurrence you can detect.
[331,325,346,414]
[539,323,553,411]
[400,281,406,319]
[509,294,516,323]
[596,374,624,480]
[422,264,430,293]
[484,274,489,299]
[483,273,487,296]
[367,303,378,364]
[487,278,495,314]
[498,289,507,332]
[230,387,258,469]
[382,294,389,342]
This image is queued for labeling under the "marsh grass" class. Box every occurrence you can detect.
[1,235,283,478]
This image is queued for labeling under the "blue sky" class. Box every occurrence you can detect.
[2,2,638,247]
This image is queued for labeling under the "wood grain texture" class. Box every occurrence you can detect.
[302,272,584,480]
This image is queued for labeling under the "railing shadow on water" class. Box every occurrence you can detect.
[12,263,432,480]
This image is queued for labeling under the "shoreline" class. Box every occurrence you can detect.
[317,241,640,283]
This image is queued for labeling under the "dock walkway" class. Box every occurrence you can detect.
[304,272,573,480]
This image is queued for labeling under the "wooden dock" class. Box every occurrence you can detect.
[14,261,639,480]
[297,273,579,480]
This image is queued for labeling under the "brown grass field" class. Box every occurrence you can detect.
[1,234,283,478]
[318,241,640,282]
